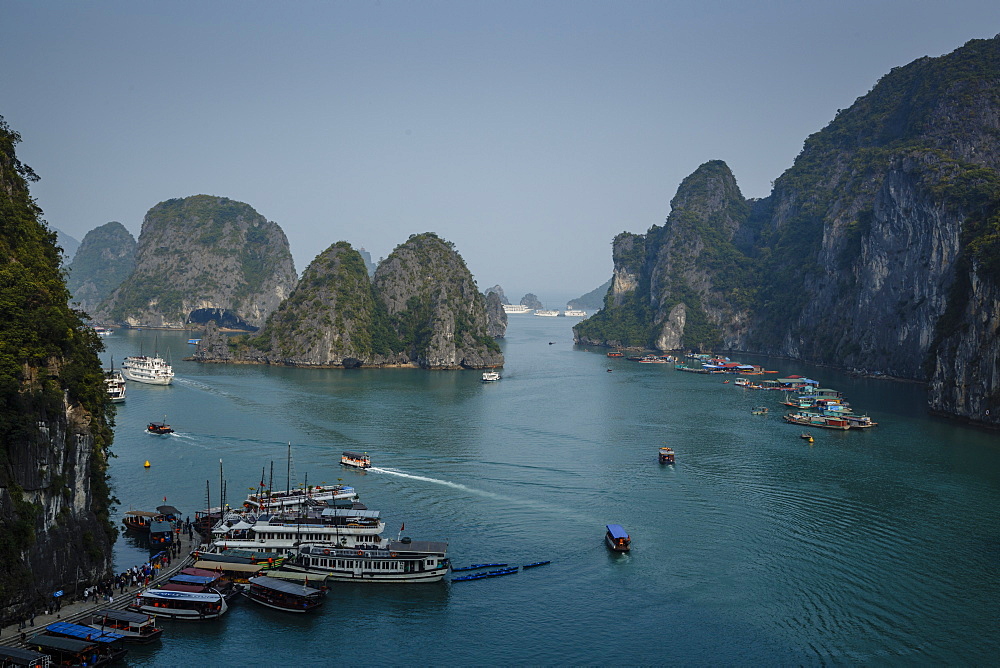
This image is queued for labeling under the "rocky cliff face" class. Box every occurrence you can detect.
[96,195,297,329]
[374,233,503,368]
[0,116,115,624]
[197,234,503,369]
[568,278,611,311]
[485,291,508,338]
[574,36,1000,427]
[66,221,136,315]
[485,284,509,304]
[195,242,407,367]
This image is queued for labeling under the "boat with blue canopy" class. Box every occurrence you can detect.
[605,524,631,552]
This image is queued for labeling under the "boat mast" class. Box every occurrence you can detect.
[219,459,224,514]
[286,442,291,496]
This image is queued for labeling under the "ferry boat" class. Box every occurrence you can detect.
[147,421,174,435]
[481,370,501,382]
[205,506,387,555]
[534,309,560,317]
[242,574,325,613]
[93,326,113,336]
[341,451,371,469]
[105,369,126,403]
[563,309,586,317]
[84,609,163,644]
[658,446,675,464]
[122,354,174,385]
[501,304,533,314]
[243,483,359,512]
[282,537,450,583]
[605,524,631,552]
[29,632,127,667]
[606,350,624,358]
[132,588,229,620]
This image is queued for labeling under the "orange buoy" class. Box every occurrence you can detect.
[144,460,151,468]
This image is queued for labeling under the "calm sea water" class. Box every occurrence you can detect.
[101,316,999,665]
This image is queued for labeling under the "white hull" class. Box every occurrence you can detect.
[282,562,448,584]
[534,310,560,317]
[501,305,533,314]
[123,369,173,385]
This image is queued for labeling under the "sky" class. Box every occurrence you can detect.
[3,1,998,305]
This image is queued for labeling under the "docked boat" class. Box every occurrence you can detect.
[28,631,127,667]
[0,645,48,668]
[122,509,162,533]
[282,537,450,583]
[658,447,675,464]
[606,350,624,358]
[105,367,126,403]
[243,483,359,512]
[84,609,163,644]
[481,370,501,382]
[783,412,851,430]
[166,568,242,601]
[605,524,631,552]
[751,406,769,415]
[563,309,586,317]
[534,309,560,317]
[42,622,129,663]
[242,574,325,613]
[122,354,174,385]
[147,421,174,435]
[149,519,174,547]
[132,588,229,620]
[205,505,386,555]
[93,326,113,336]
[501,304,533,314]
[341,451,371,469]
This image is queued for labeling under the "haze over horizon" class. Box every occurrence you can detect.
[4,1,998,302]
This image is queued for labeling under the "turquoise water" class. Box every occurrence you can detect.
[101,317,999,665]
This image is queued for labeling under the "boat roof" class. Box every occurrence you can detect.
[157,505,181,515]
[124,510,160,518]
[30,634,99,652]
[606,524,629,539]
[385,539,448,553]
[193,560,265,573]
[142,589,223,602]
[0,645,48,665]
[169,574,218,586]
[248,575,321,597]
[149,520,173,533]
[46,621,123,643]
[160,583,207,593]
[94,609,150,624]
[320,508,381,519]
[263,570,325,584]
[342,450,369,458]
[181,567,225,578]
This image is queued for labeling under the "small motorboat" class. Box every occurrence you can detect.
[751,406,769,415]
[340,451,371,469]
[658,446,675,464]
[481,370,501,382]
[522,561,551,569]
[605,524,631,552]
[800,433,814,442]
[147,421,173,435]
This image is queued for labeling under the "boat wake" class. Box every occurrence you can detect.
[368,467,512,503]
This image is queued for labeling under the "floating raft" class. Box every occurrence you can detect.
[522,560,551,569]
[452,562,508,572]
[452,573,490,582]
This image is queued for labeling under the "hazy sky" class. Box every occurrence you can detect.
[3,1,998,304]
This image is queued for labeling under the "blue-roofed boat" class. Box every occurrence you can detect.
[28,633,126,667]
[42,622,129,664]
[605,524,631,552]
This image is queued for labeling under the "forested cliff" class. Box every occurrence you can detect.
[0,117,115,624]
[575,36,1000,427]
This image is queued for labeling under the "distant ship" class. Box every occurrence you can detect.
[534,310,560,317]
[502,304,534,314]
[563,309,586,317]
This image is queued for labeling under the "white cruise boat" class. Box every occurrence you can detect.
[132,589,228,620]
[282,538,450,583]
[206,506,387,555]
[243,484,358,512]
[563,309,586,317]
[534,310,560,317]
[122,355,174,385]
[481,370,501,382]
[105,369,126,403]
[501,304,533,314]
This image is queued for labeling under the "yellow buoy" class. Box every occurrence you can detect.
[144,460,151,468]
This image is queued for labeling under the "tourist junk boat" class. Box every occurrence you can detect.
[122,354,174,385]
[341,451,371,469]
[605,524,631,552]
[28,631,127,667]
[105,366,126,403]
[658,446,675,464]
[783,412,851,430]
[147,420,174,435]
[563,309,586,317]
[132,588,229,620]
[84,608,163,643]
[0,646,48,668]
[41,622,129,664]
[241,574,325,613]
[149,519,174,547]
[501,304,533,314]
[243,483,359,512]
[282,536,450,583]
[481,370,501,382]
[122,510,163,533]
[534,309,560,316]
[606,350,624,358]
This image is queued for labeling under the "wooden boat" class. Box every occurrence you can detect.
[149,519,174,547]
[658,447,675,464]
[147,421,173,435]
[751,406,769,415]
[341,450,371,469]
[605,524,631,552]
[241,575,325,613]
[28,632,127,667]
[606,350,624,358]
[41,622,129,663]
[84,608,163,644]
[0,645,48,668]
[800,433,814,442]
[783,412,851,430]
[122,509,163,533]
[132,588,229,620]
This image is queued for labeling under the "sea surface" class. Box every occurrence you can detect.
[101,316,999,665]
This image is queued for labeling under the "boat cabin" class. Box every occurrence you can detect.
[0,646,49,668]
[341,451,372,469]
[146,421,173,435]
[148,520,174,546]
[243,575,325,613]
[32,626,128,666]
[86,608,163,644]
[133,588,229,620]
[122,510,162,533]
[605,524,631,552]
[658,447,675,464]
